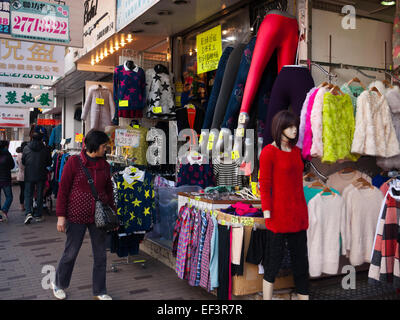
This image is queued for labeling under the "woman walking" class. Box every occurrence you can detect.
[0,140,15,222]
[16,142,28,211]
[52,130,116,300]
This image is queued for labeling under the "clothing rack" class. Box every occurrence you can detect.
[301,59,400,83]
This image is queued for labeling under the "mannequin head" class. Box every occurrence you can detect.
[271,110,299,150]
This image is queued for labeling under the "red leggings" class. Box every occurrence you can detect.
[240,13,299,115]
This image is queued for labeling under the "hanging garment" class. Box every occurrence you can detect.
[342,184,384,266]
[303,185,340,204]
[220,202,263,217]
[352,91,400,157]
[172,205,187,257]
[211,43,246,130]
[202,47,234,129]
[240,11,299,117]
[394,9,400,70]
[124,126,148,166]
[340,83,365,114]
[368,187,400,288]
[368,81,387,96]
[199,213,214,291]
[176,105,205,134]
[321,92,359,163]
[209,215,219,291]
[176,163,215,189]
[175,205,192,279]
[184,207,197,281]
[309,87,329,158]
[326,170,372,194]
[259,145,309,233]
[145,67,175,115]
[221,36,279,131]
[113,169,155,234]
[297,87,318,149]
[262,66,315,146]
[217,224,232,300]
[189,210,209,287]
[376,86,400,170]
[49,124,62,148]
[231,226,244,265]
[188,208,201,286]
[81,85,115,131]
[302,88,320,160]
[372,174,390,189]
[307,193,346,277]
[113,63,146,120]
[110,231,145,257]
[212,156,245,188]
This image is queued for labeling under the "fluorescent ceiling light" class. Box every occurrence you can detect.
[381,1,395,5]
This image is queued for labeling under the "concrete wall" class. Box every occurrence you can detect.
[62,90,84,149]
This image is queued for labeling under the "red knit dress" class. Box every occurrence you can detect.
[259,144,309,233]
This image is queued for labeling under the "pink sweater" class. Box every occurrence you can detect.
[302,88,319,160]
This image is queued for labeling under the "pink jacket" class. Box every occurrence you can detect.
[298,87,317,149]
[302,88,319,160]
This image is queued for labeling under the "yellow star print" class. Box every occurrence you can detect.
[130,212,136,221]
[122,179,135,190]
[133,198,142,207]
[144,207,150,216]
[117,208,122,216]
[144,190,150,199]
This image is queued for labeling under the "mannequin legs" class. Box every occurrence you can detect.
[263,280,274,300]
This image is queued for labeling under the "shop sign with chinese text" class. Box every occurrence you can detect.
[116,0,159,32]
[0,39,64,78]
[0,1,10,34]
[0,87,54,108]
[196,25,222,74]
[10,0,70,44]
[0,106,29,127]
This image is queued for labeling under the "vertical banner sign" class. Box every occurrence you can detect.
[196,25,222,74]
[0,107,29,127]
[10,0,70,44]
[0,1,10,34]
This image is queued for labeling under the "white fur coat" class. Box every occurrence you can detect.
[310,87,328,157]
[351,90,400,158]
[376,86,400,170]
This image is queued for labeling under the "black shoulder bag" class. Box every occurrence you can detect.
[78,157,119,232]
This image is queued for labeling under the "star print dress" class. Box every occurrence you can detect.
[113,65,146,119]
[145,68,175,115]
[112,171,156,234]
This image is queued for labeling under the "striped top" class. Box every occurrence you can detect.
[212,156,245,188]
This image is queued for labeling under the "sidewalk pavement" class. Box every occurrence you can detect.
[0,187,215,300]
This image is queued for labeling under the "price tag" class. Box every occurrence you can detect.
[96,98,104,105]
[208,133,215,142]
[251,182,259,196]
[75,133,83,143]
[119,100,129,107]
[232,150,240,160]
[199,134,204,144]
[219,131,224,140]
[133,125,139,129]
[231,216,239,224]
[236,128,245,137]
[207,142,213,151]
[239,113,247,124]
[130,167,137,173]
[153,106,162,114]
[221,220,226,226]
[195,196,201,201]
[242,217,254,227]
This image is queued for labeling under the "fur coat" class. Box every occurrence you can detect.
[351,90,400,158]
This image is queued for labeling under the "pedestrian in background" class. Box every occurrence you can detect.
[16,141,28,212]
[0,140,15,222]
[53,130,116,300]
[22,132,52,224]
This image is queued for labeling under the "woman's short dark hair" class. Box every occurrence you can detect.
[84,130,109,153]
[270,110,299,150]
[0,140,9,150]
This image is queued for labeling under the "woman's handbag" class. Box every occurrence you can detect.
[78,157,119,232]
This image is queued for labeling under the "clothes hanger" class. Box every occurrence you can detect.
[309,180,325,189]
[347,77,366,89]
[329,85,344,95]
[383,79,394,89]
[369,86,382,97]
[303,172,316,180]
[352,177,374,189]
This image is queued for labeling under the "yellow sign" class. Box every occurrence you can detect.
[119,100,129,107]
[231,216,239,224]
[96,98,104,105]
[75,133,83,143]
[236,128,245,137]
[232,150,240,160]
[196,25,222,74]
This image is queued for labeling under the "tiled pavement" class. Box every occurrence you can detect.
[0,187,216,300]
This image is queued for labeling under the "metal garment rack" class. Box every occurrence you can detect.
[300,59,400,83]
